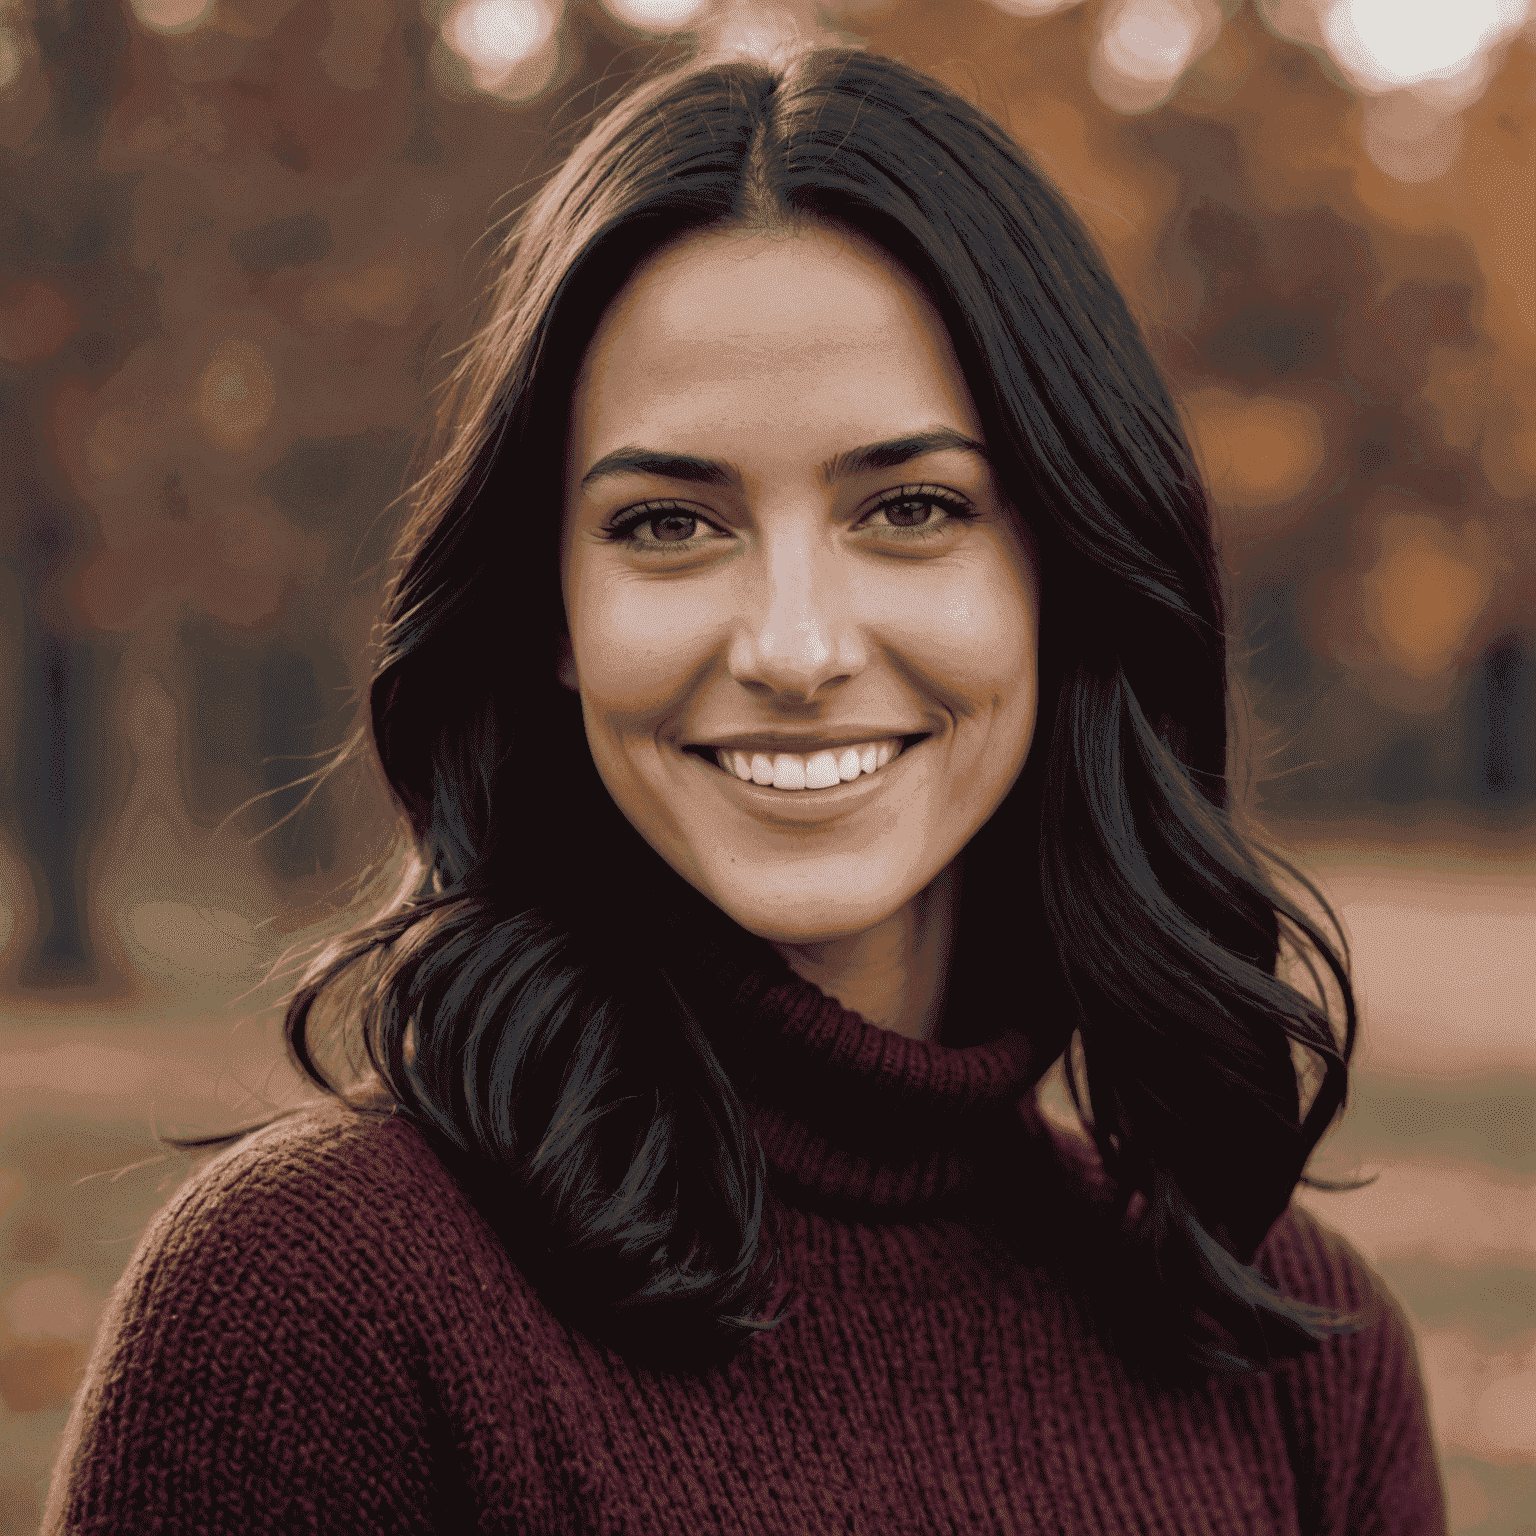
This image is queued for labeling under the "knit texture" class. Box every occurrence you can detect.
[44,944,1446,1535]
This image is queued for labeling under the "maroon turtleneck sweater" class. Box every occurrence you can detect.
[43,941,1446,1534]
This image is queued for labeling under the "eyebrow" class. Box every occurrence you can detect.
[578,427,990,492]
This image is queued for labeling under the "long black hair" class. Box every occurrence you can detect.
[165,45,1370,1379]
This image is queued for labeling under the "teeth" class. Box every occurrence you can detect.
[772,752,807,790]
[713,737,907,790]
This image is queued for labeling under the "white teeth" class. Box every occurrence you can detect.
[803,750,841,790]
[713,738,908,790]
[772,753,807,790]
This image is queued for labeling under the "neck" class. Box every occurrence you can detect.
[770,859,963,1042]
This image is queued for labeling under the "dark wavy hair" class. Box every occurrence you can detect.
[166,44,1372,1380]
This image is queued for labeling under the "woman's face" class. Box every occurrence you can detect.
[559,223,1039,949]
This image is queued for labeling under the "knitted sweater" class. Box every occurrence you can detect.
[43,941,1446,1535]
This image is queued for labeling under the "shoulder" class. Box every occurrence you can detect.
[150,1093,463,1270]
[1254,1198,1421,1389]
[1254,1198,1386,1313]
[42,1094,516,1534]
[172,1088,443,1209]
[105,1088,528,1353]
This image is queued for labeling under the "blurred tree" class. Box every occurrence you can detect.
[1,0,148,987]
[1472,633,1536,806]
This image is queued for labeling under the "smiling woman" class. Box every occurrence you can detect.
[558,226,1039,1042]
[44,45,1446,1536]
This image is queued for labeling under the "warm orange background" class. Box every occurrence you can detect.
[0,1,1531,1531]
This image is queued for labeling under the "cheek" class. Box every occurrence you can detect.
[573,578,710,726]
[914,570,1038,701]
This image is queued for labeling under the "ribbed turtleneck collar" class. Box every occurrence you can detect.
[674,922,1059,1216]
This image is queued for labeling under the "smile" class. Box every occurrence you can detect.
[708,735,914,789]
[683,734,929,796]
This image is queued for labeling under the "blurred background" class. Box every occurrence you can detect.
[0,0,1531,1528]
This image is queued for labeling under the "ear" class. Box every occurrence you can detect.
[556,632,579,692]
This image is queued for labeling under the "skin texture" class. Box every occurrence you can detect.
[558,224,1040,1042]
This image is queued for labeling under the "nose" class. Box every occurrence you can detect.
[725,527,867,703]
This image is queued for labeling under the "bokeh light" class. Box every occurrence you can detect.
[1361,514,1495,680]
[1103,0,1207,79]
[602,0,710,30]
[443,0,557,87]
[984,0,1083,15]
[194,337,277,451]
[1184,388,1329,513]
[128,0,216,35]
[0,24,23,93]
[1359,93,1463,182]
[703,3,832,61]
[1091,0,1222,112]
[1323,0,1531,90]
[1257,0,1533,179]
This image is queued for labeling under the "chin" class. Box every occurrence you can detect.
[702,881,912,949]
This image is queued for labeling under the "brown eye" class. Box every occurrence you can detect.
[882,499,939,529]
[597,502,726,554]
[863,486,980,540]
[650,513,698,542]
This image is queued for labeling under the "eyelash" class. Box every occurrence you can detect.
[596,485,981,555]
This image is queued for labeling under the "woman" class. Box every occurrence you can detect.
[45,45,1445,1534]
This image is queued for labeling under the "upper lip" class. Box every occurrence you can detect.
[687,729,930,754]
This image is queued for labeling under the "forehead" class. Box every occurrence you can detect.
[568,225,982,459]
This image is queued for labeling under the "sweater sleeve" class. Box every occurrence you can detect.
[40,1105,449,1536]
[1258,1203,1448,1536]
